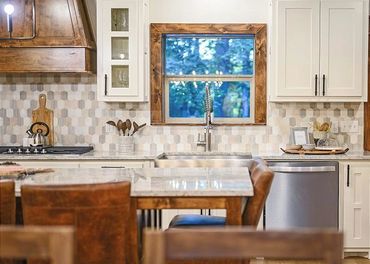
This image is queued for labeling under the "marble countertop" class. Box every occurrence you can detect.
[258,151,370,161]
[1,150,370,161]
[0,151,160,160]
[12,167,253,197]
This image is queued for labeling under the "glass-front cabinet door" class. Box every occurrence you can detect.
[97,0,148,102]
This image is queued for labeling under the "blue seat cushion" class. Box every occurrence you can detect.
[169,214,226,228]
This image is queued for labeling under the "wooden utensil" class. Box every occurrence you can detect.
[121,122,127,136]
[106,120,116,127]
[132,122,139,135]
[131,122,146,136]
[125,119,132,135]
[32,94,54,145]
[117,120,123,136]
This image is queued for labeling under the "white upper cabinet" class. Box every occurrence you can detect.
[275,0,320,97]
[271,0,369,102]
[97,0,149,102]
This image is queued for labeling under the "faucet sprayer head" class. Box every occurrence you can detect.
[205,85,213,113]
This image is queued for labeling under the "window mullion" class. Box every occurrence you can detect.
[165,76,254,82]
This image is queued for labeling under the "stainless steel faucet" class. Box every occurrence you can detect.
[197,85,212,152]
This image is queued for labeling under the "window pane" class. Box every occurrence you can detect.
[112,37,129,60]
[169,81,205,118]
[165,35,254,76]
[169,81,251,119]
[213,81,251,118]
[111,9,129,31]
[112,65,129,88]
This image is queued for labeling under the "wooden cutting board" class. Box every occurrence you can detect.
[32,94,54,145]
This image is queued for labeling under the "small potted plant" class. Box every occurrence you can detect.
[106,119,146,154]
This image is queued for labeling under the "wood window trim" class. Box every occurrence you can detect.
[150,23,267,126]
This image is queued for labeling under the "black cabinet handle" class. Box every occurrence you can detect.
[101,166,126,169]
[104,74,108,96]
[322,74,326,96]
[315,74,318,96]
[347,165,350,187]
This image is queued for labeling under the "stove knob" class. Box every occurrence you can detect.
[33,149,39,154]
[41,149,47,154]
[17,148,23,154]
[7,148,13,154]
[25,149,31,154]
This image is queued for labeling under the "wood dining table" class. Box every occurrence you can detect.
[10,167,253,264]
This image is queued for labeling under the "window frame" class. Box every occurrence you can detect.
[150,23,267,126]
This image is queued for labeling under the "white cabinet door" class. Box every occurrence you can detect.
[97,0,148,102]
[271,0,368,102]
[320,0,364,97]
[343,162,370,249]
[275,0,320,97]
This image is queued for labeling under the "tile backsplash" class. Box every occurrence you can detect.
[0,74,364,154]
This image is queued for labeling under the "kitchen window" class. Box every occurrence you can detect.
[150,24,267,125]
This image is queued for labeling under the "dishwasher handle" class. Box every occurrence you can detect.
[269,166,336,173]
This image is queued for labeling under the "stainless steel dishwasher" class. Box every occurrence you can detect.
[264,161,339,229]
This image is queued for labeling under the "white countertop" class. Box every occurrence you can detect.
[1,150,370,161]
[258,151,370,161]
[13,167,253,197]
[0,151,160,160]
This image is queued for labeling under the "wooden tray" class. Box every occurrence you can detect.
[281,148,349,155]
[0,166,54,178]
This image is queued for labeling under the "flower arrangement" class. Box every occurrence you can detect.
[313,121,331,146]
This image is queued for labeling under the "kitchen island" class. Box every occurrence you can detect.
[8,167,253,264]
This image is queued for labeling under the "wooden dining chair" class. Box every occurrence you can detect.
[0,225,74,264]
[0,181,16,225]
[168,158,274,228]
[143,227,343,264]
[0,181,16,264]
[21,181,131,264]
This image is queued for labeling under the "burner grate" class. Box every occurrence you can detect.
[0,146,94,155]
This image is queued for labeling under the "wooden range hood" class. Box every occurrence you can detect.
[0,0,96,73]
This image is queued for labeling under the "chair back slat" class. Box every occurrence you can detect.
[21,181,131,264]
[144,228,343,264]
[0,225,74,264]
[0,181,16,225]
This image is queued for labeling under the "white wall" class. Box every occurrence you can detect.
[149,0,270,23]
[85,0,97,40]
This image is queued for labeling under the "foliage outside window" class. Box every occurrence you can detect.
[165,35,254,123]
[150,24,267,125]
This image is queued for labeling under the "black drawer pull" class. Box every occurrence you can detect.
[101,166,126,169]
[315,74,318,96]
[346,165,350,187]
[104,74,108,96]
[322,74,326,96]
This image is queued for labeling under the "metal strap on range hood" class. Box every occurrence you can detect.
[269,166,336,173]
[0,0,36,40]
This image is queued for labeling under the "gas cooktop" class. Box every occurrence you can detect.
[0,146,94,155]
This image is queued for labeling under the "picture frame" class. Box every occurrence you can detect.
[291,127,309,145]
